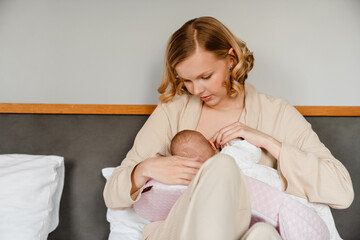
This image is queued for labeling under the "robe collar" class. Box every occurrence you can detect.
[185,81,261,131]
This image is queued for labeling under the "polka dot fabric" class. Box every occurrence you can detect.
[246,176,330,240]
[134,176,329,240]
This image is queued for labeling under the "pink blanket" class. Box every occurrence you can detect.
[134,176,329,240]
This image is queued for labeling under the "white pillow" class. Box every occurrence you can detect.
[102,167,149,240]
[0,154,65,240]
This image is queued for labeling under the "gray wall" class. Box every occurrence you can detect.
[0,0,359,105]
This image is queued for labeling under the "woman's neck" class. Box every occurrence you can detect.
[205,91,245,112]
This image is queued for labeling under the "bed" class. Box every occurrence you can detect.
[0,105,359,239]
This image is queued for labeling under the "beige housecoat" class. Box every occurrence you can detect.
[103,82,354,230]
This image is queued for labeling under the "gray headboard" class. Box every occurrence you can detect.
[0,114,359,240]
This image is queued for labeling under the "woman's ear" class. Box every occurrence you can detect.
[227,48,236,67]
[227,48,236,57]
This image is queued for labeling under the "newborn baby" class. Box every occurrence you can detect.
[134,130,338,239]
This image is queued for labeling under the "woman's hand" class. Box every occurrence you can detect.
[210,121,282,160]
[132,155,203,189]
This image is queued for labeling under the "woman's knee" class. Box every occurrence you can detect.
[241,222,281,240]
[203,153,241,178]
[187,153,245,196]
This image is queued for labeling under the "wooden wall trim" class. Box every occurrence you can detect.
[295,106,360,116]
[0,103,359,116]
[0,103,156,115]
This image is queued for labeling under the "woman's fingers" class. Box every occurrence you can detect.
[149,156,204,185]
[180,164,200,175]
[179,157,203,169]
[210,132,220,150]
[214,122,270,148]
[175,157,203,183]
[212,122,244,148]
[176,179,192,186]
[178,172,197,181]
[220,127,244,145]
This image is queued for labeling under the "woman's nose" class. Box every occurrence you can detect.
[192,82,204,96]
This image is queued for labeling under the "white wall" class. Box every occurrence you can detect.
[0,0,359,105]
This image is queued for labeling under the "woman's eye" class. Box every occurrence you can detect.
[202,75,212,80]
[183,79,191,83]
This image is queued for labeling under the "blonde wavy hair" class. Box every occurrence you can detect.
[158,16,254,103]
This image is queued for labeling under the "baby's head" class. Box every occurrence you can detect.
[170,130,216,162]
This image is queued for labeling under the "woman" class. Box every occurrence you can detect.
[104,16,354,240]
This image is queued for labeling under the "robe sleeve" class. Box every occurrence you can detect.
[277,104,354,209]
[103,104,171,209]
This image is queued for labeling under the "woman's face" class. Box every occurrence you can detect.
[175,48,233,109]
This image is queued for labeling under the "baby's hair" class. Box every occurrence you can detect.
[170,130,215,161]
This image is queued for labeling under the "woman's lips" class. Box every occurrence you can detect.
[200,95,212,101]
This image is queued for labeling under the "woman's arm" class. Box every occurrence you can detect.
[276,104,354,209]
[130,155,202,200]
[103,104,171,208]
[104,102,203,208]
[211,121,282,160]
[130,161,150,198]
[211,104,354,209]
